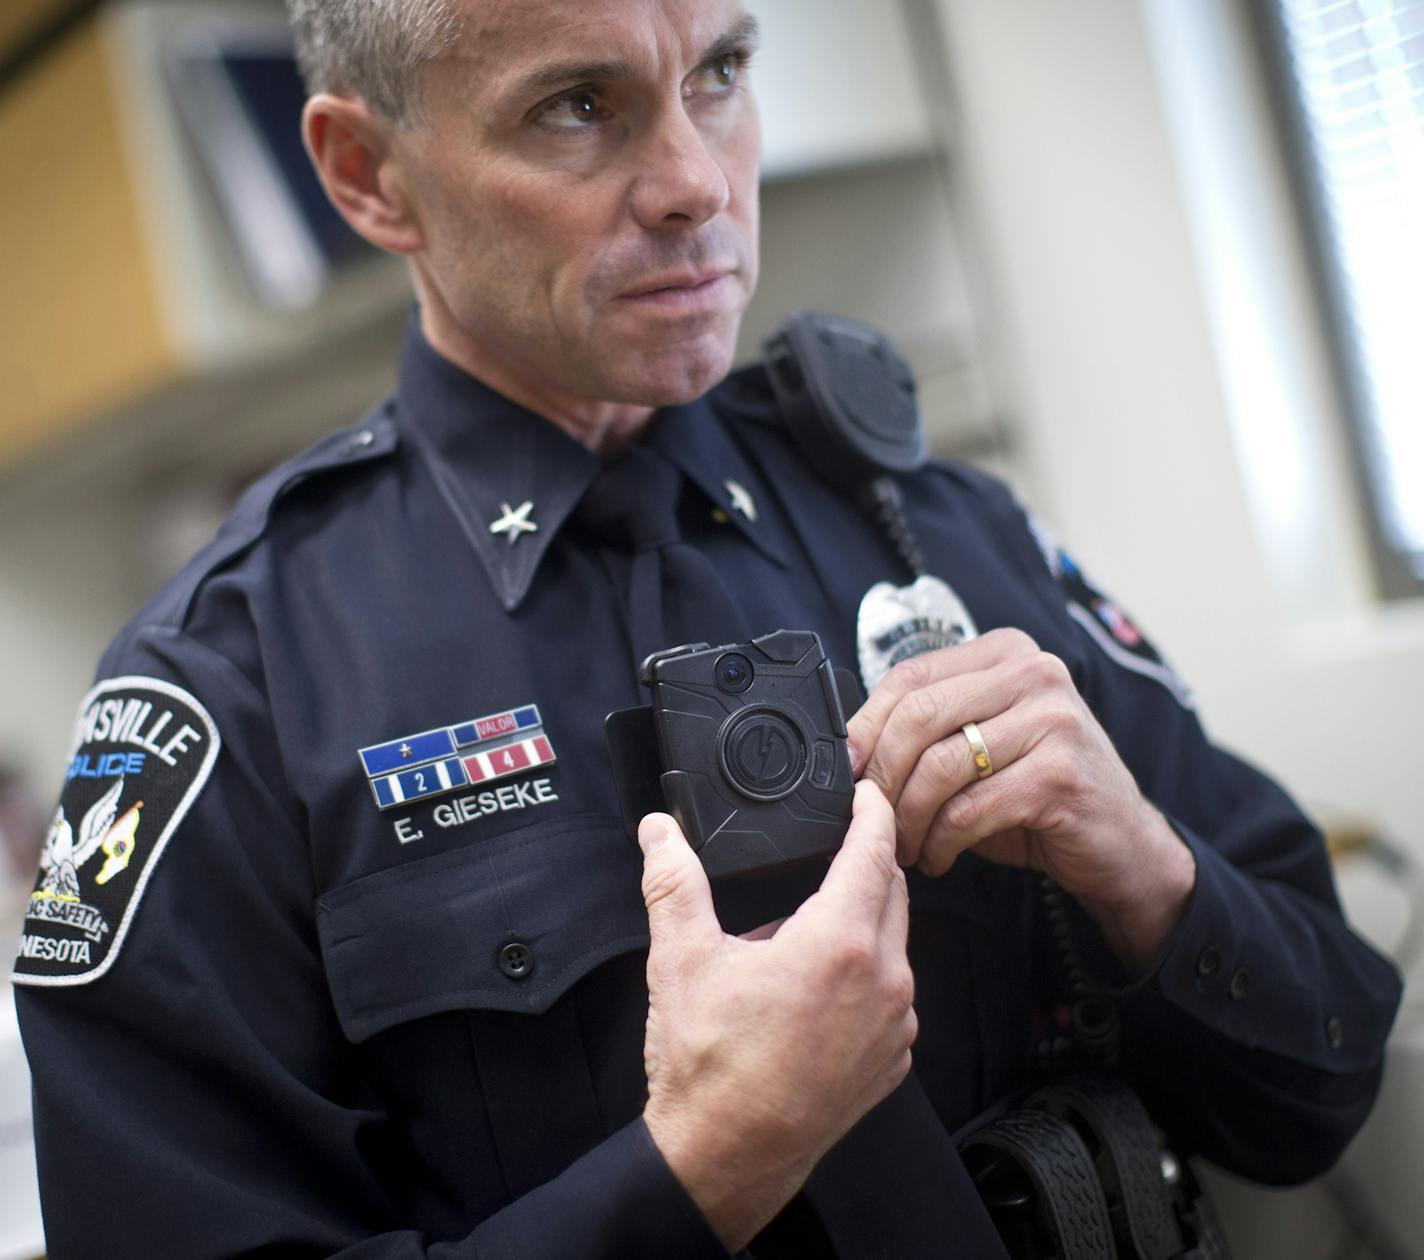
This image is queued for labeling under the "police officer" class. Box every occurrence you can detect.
[14,1,1402,1256]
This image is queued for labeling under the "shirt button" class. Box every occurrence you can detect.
[498,941,534,980]
[345,429,375,454]
[1229,968,1250,1000]
[1196,946,1221,978]
[1326,1015,1344,1051]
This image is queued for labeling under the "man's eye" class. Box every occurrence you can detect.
[710,55,739,87]
[538,91,607,130]
[689,53,748,97]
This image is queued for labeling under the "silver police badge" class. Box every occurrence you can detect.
[856,575,978,692]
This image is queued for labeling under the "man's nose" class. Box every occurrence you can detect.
[629,105,731,230]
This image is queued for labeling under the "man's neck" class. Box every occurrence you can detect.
[417,298,654,458]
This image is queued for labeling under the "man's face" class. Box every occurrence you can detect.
[395,0,761,408]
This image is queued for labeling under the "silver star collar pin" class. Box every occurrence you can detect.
[725,479,757,523]
[489,500,538,545]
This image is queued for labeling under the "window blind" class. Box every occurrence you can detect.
[1275,0,1424,583]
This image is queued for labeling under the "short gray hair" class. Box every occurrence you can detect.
[286,0,464,129]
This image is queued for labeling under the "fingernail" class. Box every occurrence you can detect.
[637,816,670,856]
[847,739,865,776]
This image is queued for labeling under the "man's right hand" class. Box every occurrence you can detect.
[639,780,916,1252]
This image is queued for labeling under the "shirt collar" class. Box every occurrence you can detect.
[395,311,787,612]
[644,376,789,571]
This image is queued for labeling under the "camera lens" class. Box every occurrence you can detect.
[715,652,754,694]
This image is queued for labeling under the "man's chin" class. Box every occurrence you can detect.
[601,329,742,408]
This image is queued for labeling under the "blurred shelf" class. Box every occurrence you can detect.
[0,0,84,62]
[0,266,410,520]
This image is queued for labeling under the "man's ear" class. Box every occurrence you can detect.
[302,93,424,256]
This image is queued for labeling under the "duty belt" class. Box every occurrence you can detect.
[959,1072,1232,1260]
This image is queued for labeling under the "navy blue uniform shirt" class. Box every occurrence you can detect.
[15,314,1402,1257]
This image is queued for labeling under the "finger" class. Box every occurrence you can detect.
[915,763,1042,878]
[893,706,1041,866]
[879,843,911,947]
[638,812,722,954]
[846,628,1041,773]
[817,780,900,912]
[858,660,1026,809]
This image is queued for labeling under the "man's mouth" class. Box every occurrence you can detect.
[616,269,734,313]
[620,264,729,296]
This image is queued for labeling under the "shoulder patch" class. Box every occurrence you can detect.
[1019,513,1195,710]
[1056,551,1196,711]
[13,677,220,987]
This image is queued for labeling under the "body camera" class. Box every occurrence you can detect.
[606,630,858,879]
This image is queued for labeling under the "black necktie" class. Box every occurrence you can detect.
[574,443,749,675]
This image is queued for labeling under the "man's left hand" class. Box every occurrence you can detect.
[846,628,1196,972]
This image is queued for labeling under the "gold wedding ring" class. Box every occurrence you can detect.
[960,721,993,780]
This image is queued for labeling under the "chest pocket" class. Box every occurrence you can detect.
[317,813,650,1204]
[317,812,647,1042]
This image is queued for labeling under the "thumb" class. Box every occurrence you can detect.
[638,812,721,953]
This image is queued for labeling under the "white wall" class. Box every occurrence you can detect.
[934,0,1424,857]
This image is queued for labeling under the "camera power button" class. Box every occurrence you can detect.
[721,711,808,801]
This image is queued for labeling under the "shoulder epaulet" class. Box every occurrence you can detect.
[919,457,1056,579]
[162,406,400,630]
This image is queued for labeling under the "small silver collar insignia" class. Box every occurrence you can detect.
[725,479,757,522]
[490,500,538,545]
